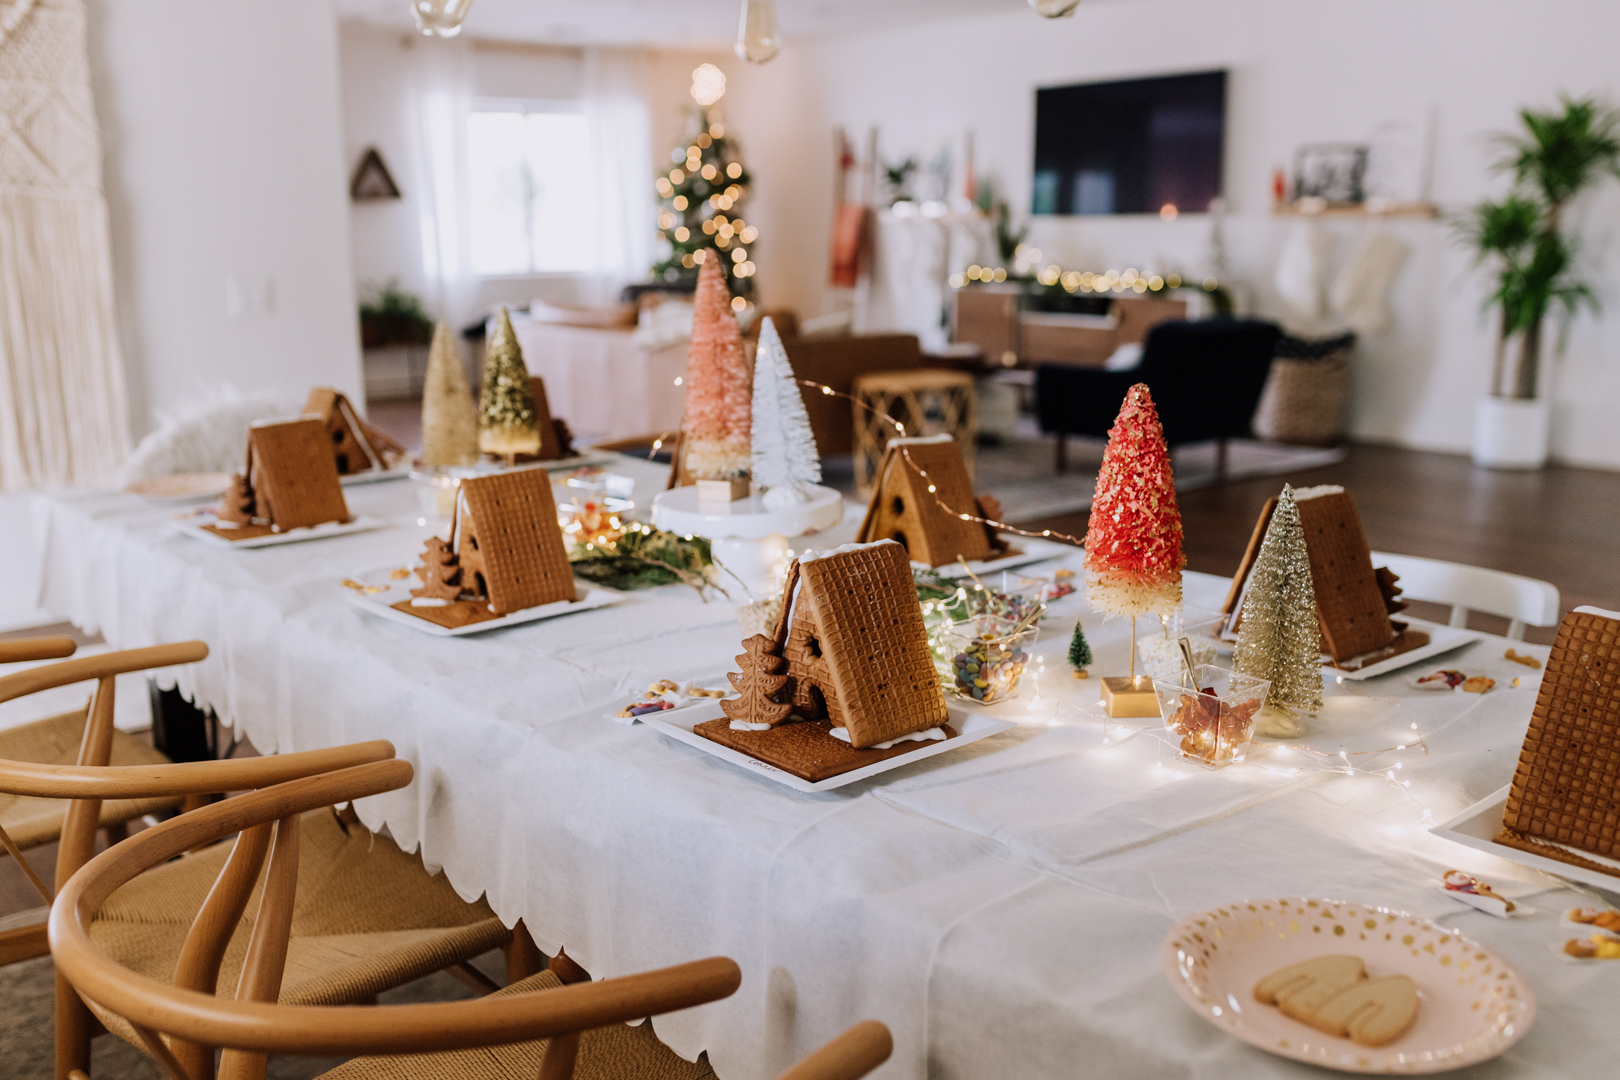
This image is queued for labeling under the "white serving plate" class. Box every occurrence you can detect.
[928,536,1078,579]
[636,700,1015,792]
[1163,897,1534,1074]
[126,472,234,503]
[340,463,412,486]
[175,514,388,549]
[1329,622,1484,681]
[1431,785,1620,893]
[343,566,622,637]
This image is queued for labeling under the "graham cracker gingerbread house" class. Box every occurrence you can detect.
[524,376,569,462]
[1495,607,1620,879]
[303,388,406,477]
[774,539,948,747]
[408,468,576,622]
[854,435,1007,568]
[210,418,350,539]
[1222,485,1423,666]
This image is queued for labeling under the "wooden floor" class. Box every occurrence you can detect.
[1027,442,1620,644]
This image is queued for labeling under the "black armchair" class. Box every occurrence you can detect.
[1034,319,1282,476]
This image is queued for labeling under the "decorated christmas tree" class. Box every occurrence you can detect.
[421,321,479,467]
[1068,621,1092,678]
[1233,484,1323,732]
[683,258,752,481]
[751,316,820,508]
[720,634,794,728]
[650,64,758,300]
[478,307,540,458]
[1084,383,1184,617]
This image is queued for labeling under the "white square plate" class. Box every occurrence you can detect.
[344,567,622,637]
[927,536,1078,579]
[1329,621,1484,681]
[1431,785,1620,892]
[175,515,388,549]
[637,700,1015,792]
[341,464,411,486]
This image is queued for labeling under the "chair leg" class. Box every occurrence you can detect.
[506,920,545,984]
[1054,432,1068,474]
[1215,438,1229,481]
[55,970,93,1080]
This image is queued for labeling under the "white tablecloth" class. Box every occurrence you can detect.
[508,316,687,444]
[31,466,1613,1079]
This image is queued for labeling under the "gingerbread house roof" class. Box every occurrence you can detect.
[855,435,991,567]
[304,387,404,475]
[1496,608,1620,876]
[246,418,350,529]
[527,376,564,461]
[776,539,948,748]
[452,469,576,614]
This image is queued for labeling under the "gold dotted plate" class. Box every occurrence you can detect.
[1163,897,1534,1073]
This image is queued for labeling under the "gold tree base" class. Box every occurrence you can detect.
[1100,676,1159,718]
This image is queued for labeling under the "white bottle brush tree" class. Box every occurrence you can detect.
[751,317,821,509]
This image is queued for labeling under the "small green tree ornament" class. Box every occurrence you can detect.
[1068,621,1092,678]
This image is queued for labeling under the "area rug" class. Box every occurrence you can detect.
[820,432,1347,524]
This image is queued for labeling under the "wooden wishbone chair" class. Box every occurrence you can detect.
[0,645,510,1080]
[51,760,747,1080]
[0,637,189,967]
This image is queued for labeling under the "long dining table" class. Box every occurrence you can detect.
[30,457,1613,1079]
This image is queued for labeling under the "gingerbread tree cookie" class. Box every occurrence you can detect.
[409,536,463,602]
[1084,383,1184,617]
[721,634,793,728]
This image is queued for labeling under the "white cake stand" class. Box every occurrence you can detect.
[650,484,844,599]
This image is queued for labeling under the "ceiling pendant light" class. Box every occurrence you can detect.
[411,0,475,38]
[735,0,780,64]
[1029,0,1081,16]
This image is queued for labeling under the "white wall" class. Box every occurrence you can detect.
[726,0,1620,468]
[89,0,363,434]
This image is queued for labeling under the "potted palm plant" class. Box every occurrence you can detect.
[1459,97,1620,468]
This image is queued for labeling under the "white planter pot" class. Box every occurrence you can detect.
[1471,396,1549,470]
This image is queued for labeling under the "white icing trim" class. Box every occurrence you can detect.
[728,721,773,731]
[1291,484,1345,501]
[829,726,946,749]
[409,597,450,608]
[1574,606,1620,622]
[885,432,954,448]
[1538,837,1620,874]
[797,538,900,564]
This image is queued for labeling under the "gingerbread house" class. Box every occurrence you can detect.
[410,468,576,617]
[1222,485,1421,665]
[771,539,948,748]
[303,387,406,476]
[210,418,350,538]
[1495,607,1620,879]
[525,376,567,462]
[854,435,1004,567]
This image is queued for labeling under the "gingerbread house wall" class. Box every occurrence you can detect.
[1295,490,1394,660]
[528,377,563,461]
[304,388,373,475]
[858,442,990,567]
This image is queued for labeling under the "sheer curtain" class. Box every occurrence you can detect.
[579,47,651,306]
[0,0,130,489]
[408,35,477,330]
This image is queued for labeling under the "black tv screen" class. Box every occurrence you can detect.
[1032,70,1226,216]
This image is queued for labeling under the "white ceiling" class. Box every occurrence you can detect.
[336,0,1030,48]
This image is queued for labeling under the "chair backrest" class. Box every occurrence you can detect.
[0,635,77,664]
[51,760,742,1080]
[782,333,923,456]
[1137,319,1281,445]
[1370,551,1560,640]
[777,1021,893,1080]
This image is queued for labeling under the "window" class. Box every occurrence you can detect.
[467,104,593,276]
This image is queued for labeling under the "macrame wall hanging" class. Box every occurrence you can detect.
[0,0,131,488]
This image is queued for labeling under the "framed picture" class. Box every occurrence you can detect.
[1292,143,1368,205]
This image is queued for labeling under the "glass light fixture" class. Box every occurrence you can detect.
[412,0,475,38]
[1028,0,1081,16]
[735,0,780,64]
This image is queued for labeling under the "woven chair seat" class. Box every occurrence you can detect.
[0,708,181,849]
[86,807,508,1048]
[319,970,719,1080]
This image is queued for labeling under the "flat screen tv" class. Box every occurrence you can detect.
[1032,70,1226,216]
